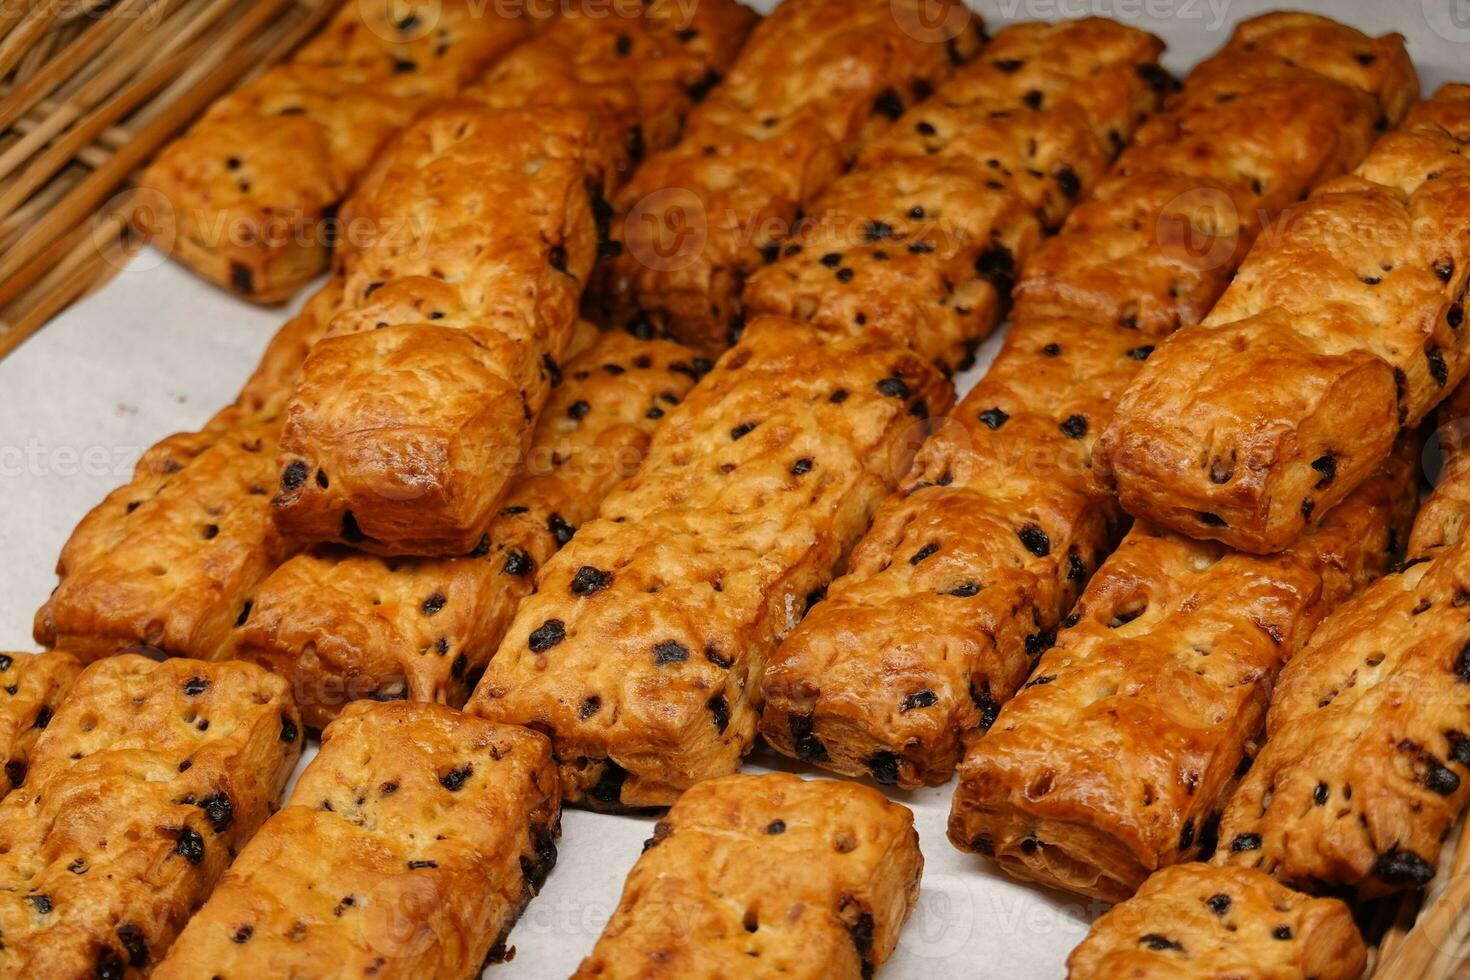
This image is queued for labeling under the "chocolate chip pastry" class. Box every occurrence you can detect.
[1095,84,1470,554]
[759,11,1406,791]
[946,440,1418,903]
[0,651,80,798]
[232,330,701,730]
[1066,864,1366,980]
[573,773,922,980]
[1214,420,1470,898]
[0,656,300,976]
[469,317,951,810]
[271,104,607,556]
[154,702,558,979]
[600,0,983,353]
[743,17,1167,376]
[138,0,536,303]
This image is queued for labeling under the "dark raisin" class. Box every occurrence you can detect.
[229,262,254,295]
[502,549,533,577]
[1136,63,1172,92]
[705,645,733,669]
[872,88,904,119]
[1056,167,1080,199]
[830,388,849,403]
[975,246,1015,295]
[867,751,901,785]
[971,680,1000,729]
[1426,760,1460,795]
[421,592,447,616]
[233,924,255,943]
[579,696,601,719]
[340,511,364,542]
[1312,455,1337,489]
[949,582,980,597]
[864,221,893,241]
[910,542,939,565]
[1018,524,1050,557]
[1140,934,1183,951]
[877,377,909,398]
[529,620,566,653]
[1067,550,1086,584]
[1229,833,1261,852]
[708,694,729,733]
[570,566,612,596]
[1206,894,1231,916]
[439,764,473,791]
[994,58,1023,72]
[27,893,52,914]
[1127,345,1154,360]
[1314,782,1329,805]
[1429,346,1449,386]
[653,640,689,665]
[280,460,308,491]
[408,860,438,870]
[766,820,786,834]
[547,513,575,547]
[979,407,1009,429]
[1374,848,1436,886]
[1273,925,1293,941]
[589,760,629,806]
[174,827,205,865]
[1179,818,1196,851]
[97,949,125,980]
[281,714,299,742]
[687,68,720,103]
[790,713,829,762]
[901,689,938,712]
[1059,414,1087,439]
[1022,89,1044,109]
[183,676,207,696]
[117,924,149,967]
[730,422,756,440]
[791,457,813,475]
[199,792,233,833]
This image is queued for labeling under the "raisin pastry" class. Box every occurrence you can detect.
[1215,454,1470,897]
[154,702,558,979]
[232,331,700,729]
[744,18,1166,376]
[0,656,300,976]
[137,0,535,303]
[1409,373,1470,559]
[758,12,1397,792]
[1066,864,1366,980]
[35,406,292,661]
[470,317,951,810]
[271,104,604,556]
[0,651,80,797]
[1095,85,1470,554]
[573,773,921,979]
[600,0,983,354]
[947,441,1418,902]
[464,0,756,190]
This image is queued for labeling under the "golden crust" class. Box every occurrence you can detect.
[137,0,534,303]
[1215,517,1470,897]
[0,652,81,799]
[573,773,922,980]
[0,656,300,976]
[1066,864,1366,980]
[271,104,602,556]
[232,331,700,730]
[1410,372,1470,558]
[469,317,952,809]
[35,408,291,661]
[756,12,1392,793]
[947,443,1418,902]
[154,702,559,979]
[1095,87,1470,554]
[464,0,756,185]
[742,19,1165,376]
[601,0,981,354]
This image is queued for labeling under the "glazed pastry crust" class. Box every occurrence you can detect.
[154,702,559,980]
[1066,864,1367,980]
[0,651,81,797]
[1410,374,1470,558]
[601,0,982,353]
[1216,507,1470,897]
[232,331,700,730]
[271,104,602,556]
[757,12,1395,792]
[0,656,301,977]
[742,18,1165,376]
[573,773,922,980]
[947,444,1417,902]
[137,0,534,303]
[1094,85,1470,554]
[470,317,951,809]
[35,407,290,661]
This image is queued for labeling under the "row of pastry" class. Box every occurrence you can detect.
[13,2,1470,978]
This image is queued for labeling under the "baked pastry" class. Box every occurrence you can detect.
[1094,84,1470,554]
[758,12,1395,791]
[470,317,951,809]
[137,0,535,303]
[231,330,701,730]
[1409,374,1470,558]
[743,18,1166,375]
[35,406,292,661]
[271,104,604,556]
[573,772,922,979]
[464,0,756,190]
[600,0,982,353]
[153,701,559,978]
[1066,864,1366,980]
[0,655,300,976]
[946,441,1418,902]
[1215,452,1470,898]
[0,651,81,797]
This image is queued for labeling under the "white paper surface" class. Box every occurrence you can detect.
[0,1,1463,976]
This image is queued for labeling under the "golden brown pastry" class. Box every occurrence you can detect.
[1409,374,1470,558]
[1094,84,1470,554]
[601,0,983,353]
[743,18,1166,375]
[138,0,535,303]
[35,406,291,661]
[232,331,701,730]
[1214,455,1470,897]
[0,651,80,797]
[573,773,922,979]
[1066,864,1366,980]
[470,317,951,809]
[154,701,559,979]
[758,12,1397,792]
[0,656,300,976]
[946,441,1418,903]
[271,104,603,556]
